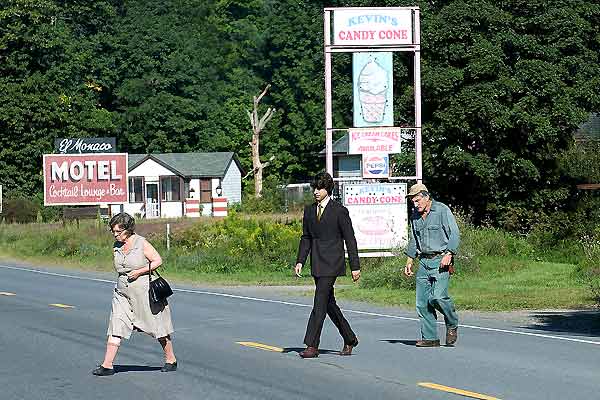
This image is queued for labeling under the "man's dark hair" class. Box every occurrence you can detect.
[312,172,334,195]
[109,212,136,236]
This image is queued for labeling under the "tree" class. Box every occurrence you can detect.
[1,0,599,230]
[418,0,600,226]
[0,0,118,197]
[247,85,276,198]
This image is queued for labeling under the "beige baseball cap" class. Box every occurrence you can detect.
[407,183,429,197]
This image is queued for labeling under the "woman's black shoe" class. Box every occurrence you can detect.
[92,365,115,376]
[161,361,177,372]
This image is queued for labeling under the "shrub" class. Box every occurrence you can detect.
[32,192,63,222]
[170,213,301,273]
[239,175,288,214]
[525,194,600,263]
[360,257,415,290]
[453,253,481,275]
[559,140,600,184]
[459,214,534,260]
[0,222,112,263]
[578,234,600,304]
[2,197,40,223]
[497,205,540,234]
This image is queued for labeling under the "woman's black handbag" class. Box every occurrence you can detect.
[148,264,173,303]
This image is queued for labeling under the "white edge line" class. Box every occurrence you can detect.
[0,265,115,284]
[2,264,599,346]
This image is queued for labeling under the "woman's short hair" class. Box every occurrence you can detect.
[312,172,334,195]
[109,212,136,235]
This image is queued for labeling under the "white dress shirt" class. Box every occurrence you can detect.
[317,195,330,218]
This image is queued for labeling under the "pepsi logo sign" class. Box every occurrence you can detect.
[363,154,389,178]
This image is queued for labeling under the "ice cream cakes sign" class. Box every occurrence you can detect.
[353,52,393,127]
[333,9,414,46]
[363,154,389,178]
[348,127,402,154]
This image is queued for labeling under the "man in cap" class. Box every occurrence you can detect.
[404,182,460,347]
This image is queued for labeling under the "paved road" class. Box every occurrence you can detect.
[1,262,599,400]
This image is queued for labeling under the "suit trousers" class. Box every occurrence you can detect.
[303,276,357,348]
[416,257,459,340]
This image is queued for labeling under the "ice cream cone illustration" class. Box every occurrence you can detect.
[358,58,388,123]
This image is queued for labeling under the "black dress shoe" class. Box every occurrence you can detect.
[340,339,358,356]
[92,365,115,376]
[299,346,319,358]
[161,361,178,372]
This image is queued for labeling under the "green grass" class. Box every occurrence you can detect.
[335,259,590,311]
[448,258,589,310]
[0,216,594,311]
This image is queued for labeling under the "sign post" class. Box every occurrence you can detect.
[324,7,421,255]
[324,7,422,181]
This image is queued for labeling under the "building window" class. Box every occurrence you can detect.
[161,176,181,201]
[199,179,212,202]
[129,177,144,203]
[338,155,362,178]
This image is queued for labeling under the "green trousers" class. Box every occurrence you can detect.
[415,257,459,340]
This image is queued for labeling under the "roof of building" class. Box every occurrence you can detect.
[319,134,350,155]
[128,152,244,178]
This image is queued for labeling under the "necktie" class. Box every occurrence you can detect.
[317,204,323,222]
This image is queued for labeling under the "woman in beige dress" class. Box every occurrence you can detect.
[93,212,177,376]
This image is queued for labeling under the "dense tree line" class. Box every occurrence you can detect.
[1,0,599,226]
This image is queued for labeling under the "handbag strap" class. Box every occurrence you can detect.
[148,261,162,282]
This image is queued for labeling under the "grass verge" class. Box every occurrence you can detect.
[0,217,594,311]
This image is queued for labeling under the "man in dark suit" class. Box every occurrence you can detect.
[295,172,361,358]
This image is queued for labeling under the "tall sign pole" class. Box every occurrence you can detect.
[324,9,334,175]
[414,9,423,182]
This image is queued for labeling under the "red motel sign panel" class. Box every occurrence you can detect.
[43,153,128,205]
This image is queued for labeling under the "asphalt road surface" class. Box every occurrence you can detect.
[1,262,599,400]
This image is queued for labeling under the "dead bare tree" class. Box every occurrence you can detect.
[246,84,276,198]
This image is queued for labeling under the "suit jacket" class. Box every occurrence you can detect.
[296,199,360,277]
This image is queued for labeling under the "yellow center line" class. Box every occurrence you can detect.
[236,341,284,353]
[419,382,501,400]
[49,303,75,309]
[0,292,16,296]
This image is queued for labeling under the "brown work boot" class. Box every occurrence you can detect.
[415,339,441,347]
[299,346,319,358]
[446,326,458,346]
